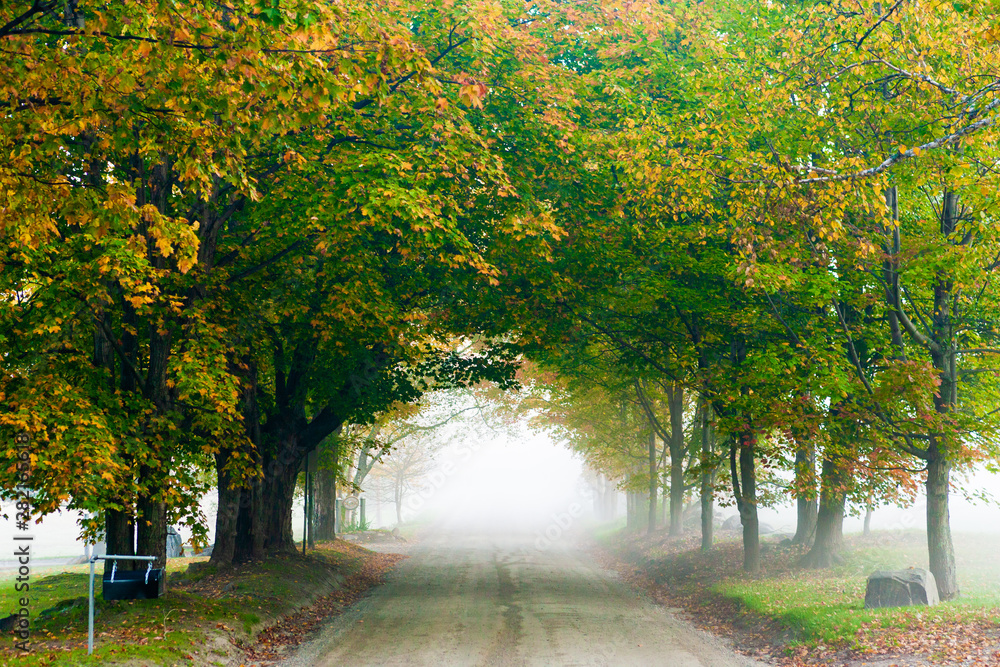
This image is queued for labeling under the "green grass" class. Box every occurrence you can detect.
[714,531,1000,648]
[591,517,628,542]
[0,566,229,665]
[340,516,373,533]
[0,544,372,665]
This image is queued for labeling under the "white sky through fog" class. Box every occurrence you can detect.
[749,464,1000,535]
[404,423,590,532]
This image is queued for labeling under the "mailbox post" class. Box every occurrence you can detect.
[88,554,158,655]
[342,495,360,531]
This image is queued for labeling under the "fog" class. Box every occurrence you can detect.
[401,428,591,535]
[747,465,1000,537]
[4,408,1000,564]
[381,411,1000,540]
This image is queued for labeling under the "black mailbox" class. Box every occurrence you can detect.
[102,565,163,600]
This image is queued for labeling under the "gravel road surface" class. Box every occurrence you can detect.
[282,529,765,667]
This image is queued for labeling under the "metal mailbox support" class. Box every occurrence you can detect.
[88,554,157,655]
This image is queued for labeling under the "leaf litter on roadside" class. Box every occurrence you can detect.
[240,544,405,666]
[594,531,1000,667]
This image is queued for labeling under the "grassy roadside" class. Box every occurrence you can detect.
[0,540,404,666]
[598,528,1000,666]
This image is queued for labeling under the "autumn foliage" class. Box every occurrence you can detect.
[2,0,1000,609]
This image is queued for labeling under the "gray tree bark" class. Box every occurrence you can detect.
[801,449,848,568]
[792,440,818,545]
[648,431,657,534]
[730,433,760,574]
[699,399,715,552]
[668,384,686,536]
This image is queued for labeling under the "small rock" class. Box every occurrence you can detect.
[38,598,87,621]
[864,568,939,609]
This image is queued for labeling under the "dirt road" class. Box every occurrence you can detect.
[282,529,764,667]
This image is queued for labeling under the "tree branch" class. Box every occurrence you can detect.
[798,97,1000,184]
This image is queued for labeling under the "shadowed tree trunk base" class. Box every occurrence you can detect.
[800,452,847,569]
[314,466,337,541]
[104,507,135,576]
[799,544,844,568]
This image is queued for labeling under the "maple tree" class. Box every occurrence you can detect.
[480,0,1000,589]
[0,0,614,573]
[670,0,1000,597]
[4,0,1000,609]
[584,0,1000,597]
[0,0,354,570]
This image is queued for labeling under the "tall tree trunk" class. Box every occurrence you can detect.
[135,308,172,572]
[660,486,667,525]
[215,357,264,566]
[592,478,603,516]
[254,430,307,553]
[314,465,337,541]
[305,454,315,549]
[668,384,685,536]
[110,297,140,577]
[863,504,873,537]
[924,191,960,600]
[625,492,631,530]
[801,451,848,568]
[211,450,239,567]
[730,433,760,574]
[234,479,265,562]
[135,488,167,594]
[604,476,617,520]
[647,431,657,534]
[792,439,818,545]
[927,438,958,599]
[394,476,403,526]
[262,461,300,552]
[104,509,134,577]
[93,310,133,576]
[700,399,715,552]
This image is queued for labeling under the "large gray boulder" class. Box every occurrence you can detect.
[166,526,184,558]
[721,515,742,531]
[864,568,939,609]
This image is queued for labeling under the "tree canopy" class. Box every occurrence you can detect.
[3,0,1000,601]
